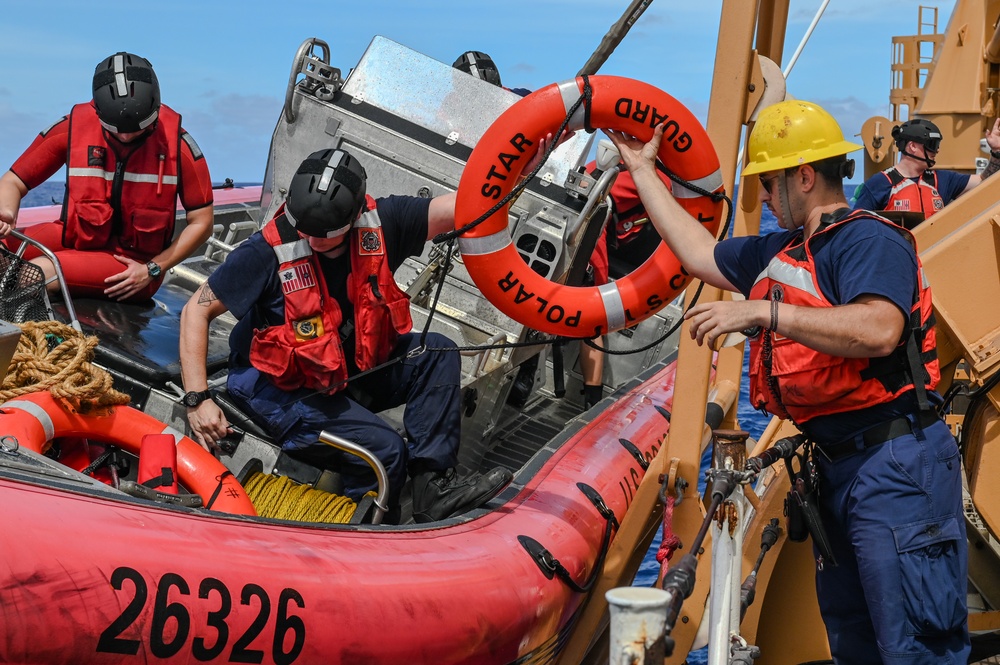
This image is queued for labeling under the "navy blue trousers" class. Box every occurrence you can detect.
[227,332,461,507]
[814,418,970,664]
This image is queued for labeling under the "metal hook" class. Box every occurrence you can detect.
[0,435,19,454]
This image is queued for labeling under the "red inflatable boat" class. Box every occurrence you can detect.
[0,361,677,664]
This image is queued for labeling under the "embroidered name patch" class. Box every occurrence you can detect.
[279,264,316,294]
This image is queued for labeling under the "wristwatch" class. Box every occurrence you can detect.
[180,389,212,407]
[146,261,162,279]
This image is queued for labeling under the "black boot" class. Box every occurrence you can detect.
[583,384,604,411]
[411,466,513,523]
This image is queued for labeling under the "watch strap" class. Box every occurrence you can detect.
[181,389,212,407]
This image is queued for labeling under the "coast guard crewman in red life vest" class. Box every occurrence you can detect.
[852,117,1000,225]
[0,51,214,302]
[608,100,969,664]
[179,148,512,524]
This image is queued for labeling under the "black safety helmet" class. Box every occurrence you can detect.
[892,118,943,153]
[285,149,368,238]
[453,51,502,87]
[92,52,161,134]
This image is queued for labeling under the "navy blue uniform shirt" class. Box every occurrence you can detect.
[714,214,935,443]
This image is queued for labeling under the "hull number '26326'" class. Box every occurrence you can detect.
[97,566,306,664]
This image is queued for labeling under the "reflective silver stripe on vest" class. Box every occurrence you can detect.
[889,176,937,198]
[355,207,382,230]
[557,80,587,132]
[598,282,627,331]
[123,172,177,185]
[67,167,178,185]
[273,238,313,263]
[889,179,914,198]
[68,167,115,179]
[458,229,512,256]
[672,169,723,200]
[2,400,55,441]
[753,258,821,300]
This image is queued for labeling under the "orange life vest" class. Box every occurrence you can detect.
[881,167,944,219]
[64,102,181,259]
[747,210,939,425]
[249,197,413,393]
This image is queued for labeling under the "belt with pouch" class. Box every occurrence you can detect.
[817,410,942,462]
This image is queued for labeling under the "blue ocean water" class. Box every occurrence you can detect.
[20,181,65,208]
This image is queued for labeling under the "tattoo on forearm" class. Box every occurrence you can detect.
[197,283,217,305]
[983,156,1000,180]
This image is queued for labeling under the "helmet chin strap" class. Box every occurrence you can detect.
[777,174,796,232]
[902,146,935,169]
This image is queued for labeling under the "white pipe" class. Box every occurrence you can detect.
[706,491,746,664]
[606,587,672,663]
[783,0,831,77]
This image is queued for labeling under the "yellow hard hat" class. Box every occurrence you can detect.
[741,100,862,176]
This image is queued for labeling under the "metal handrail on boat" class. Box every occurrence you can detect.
[318,430,389,524]
[7,229,80,331]
[203,220,259,261]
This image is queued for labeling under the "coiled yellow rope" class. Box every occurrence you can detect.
[243,471,365,524]
[0,320,129,412]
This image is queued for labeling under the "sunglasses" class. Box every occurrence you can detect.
[759,174,781,194]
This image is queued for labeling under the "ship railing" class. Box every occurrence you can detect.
[203,220,259,261]
[889,5,943,120]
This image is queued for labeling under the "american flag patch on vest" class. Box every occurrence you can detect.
[279,264,316,293]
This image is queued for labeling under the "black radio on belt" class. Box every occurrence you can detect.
[783,441,838,570]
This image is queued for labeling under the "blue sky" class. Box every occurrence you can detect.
[0,1,955,186]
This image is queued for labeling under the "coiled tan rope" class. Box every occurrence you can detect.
[243,471,365,524]
[0,320,129,411]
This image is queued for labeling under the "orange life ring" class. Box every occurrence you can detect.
[455,75,724,337]
[0,392,256,516]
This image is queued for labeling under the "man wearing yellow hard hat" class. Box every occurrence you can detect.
[608,99,968,664]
